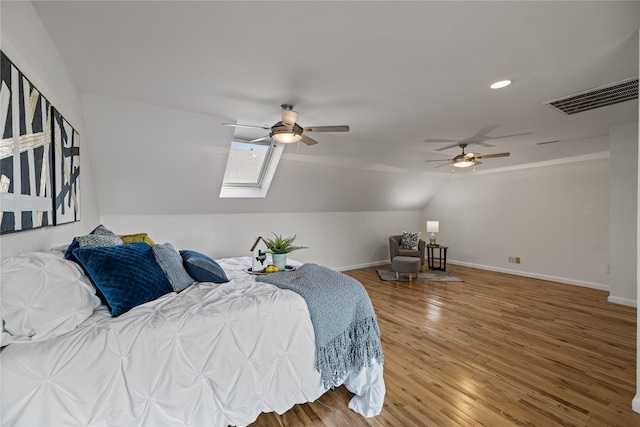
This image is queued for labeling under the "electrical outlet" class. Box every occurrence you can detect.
[515,257,521,264]
[508,257,521,264]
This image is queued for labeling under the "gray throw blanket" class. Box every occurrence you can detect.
[257,263,384,389]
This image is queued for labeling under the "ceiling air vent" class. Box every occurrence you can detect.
[544,77,638,115]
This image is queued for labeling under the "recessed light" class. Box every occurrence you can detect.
[490,80,512,89]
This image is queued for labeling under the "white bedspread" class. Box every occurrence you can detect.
[1,256,384,426]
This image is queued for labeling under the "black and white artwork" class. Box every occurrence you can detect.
[0,51,54,234]
[52,107,80,225]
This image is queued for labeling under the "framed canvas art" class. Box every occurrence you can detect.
[52,107,80,225]
[0,51,54,234]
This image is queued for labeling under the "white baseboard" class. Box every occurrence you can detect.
[633,394,640,414]
[448,259,610,291]
[607,295,638,307]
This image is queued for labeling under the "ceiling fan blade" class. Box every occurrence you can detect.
[433,162,452,169]
[250,135,270,143]
[301,134,319,145]
[473,141,496,148]
[469,125,500,139]
[425,158,454,163]
[304,125,349,133]
[485,132,533,140]
[475,152,510,159]
[434,142,466,152]
[222,123,271,130]
[423,138,460,143]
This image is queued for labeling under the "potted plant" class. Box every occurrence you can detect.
[263,233,308,270]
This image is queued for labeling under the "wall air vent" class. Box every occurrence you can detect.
[544,77,638,115]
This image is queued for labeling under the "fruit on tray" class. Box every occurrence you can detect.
[265,265,280,273]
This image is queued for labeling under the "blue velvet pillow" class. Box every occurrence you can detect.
[180,250,229,283]
[73,242,173,317]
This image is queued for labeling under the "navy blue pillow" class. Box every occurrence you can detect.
[180,250,229,283]
[73,242,173,317]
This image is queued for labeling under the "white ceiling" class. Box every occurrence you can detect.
[28,1,639,213]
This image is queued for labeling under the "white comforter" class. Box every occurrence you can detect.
[1,256,384,426]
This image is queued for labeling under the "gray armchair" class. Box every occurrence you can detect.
[389,235,426,270]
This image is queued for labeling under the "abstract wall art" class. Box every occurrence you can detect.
[0,51,54,234]
[52,107,80,225]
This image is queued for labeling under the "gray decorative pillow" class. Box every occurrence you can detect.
[93,224,118,236]
[76,233,124,247]
[65,224,123,262]
[400,231,421,250]
[152,243,196,292]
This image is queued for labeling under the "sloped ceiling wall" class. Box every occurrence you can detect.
[82,94,450,214]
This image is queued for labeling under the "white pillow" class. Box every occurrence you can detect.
[1,251,101,346]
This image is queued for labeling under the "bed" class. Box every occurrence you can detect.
[1,236,385,426]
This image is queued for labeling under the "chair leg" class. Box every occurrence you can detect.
[395,271,399,280]
[409,273,413,282]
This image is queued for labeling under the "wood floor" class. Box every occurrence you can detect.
[252,264,639,426]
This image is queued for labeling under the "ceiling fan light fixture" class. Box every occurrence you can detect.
[490,80,512,89]
[272,132,303,144]
[452,157,475,168]
[270,122,304,144]
[224,104,349,146]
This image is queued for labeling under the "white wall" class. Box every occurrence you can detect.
[423,156,610,291]
[632,29,640,417]
[100,211,422,271]
[0,1,100,259]
[609,121,638,306]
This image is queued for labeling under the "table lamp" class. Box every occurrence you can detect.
[426,221,439,245]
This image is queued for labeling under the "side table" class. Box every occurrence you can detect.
[427,245,448,271]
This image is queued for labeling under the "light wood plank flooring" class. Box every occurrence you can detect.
[252,264,639,426]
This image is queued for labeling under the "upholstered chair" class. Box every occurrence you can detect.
[389,235,426,270]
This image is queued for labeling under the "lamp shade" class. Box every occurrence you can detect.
[426,221,439,233]
[281,109,298,126]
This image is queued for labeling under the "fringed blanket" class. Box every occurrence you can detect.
[257,263,384,389]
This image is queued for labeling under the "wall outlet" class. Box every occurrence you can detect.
[509,256,521,264]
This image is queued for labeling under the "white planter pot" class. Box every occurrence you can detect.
[272,253,287,270]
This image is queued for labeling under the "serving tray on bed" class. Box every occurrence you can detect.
[244,265,297,275]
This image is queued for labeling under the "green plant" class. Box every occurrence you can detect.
[263,233,308,254]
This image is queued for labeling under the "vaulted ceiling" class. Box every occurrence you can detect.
[30,1,639,214]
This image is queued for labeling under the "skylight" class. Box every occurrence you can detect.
[219,139,284,198]
[223,141,270,185]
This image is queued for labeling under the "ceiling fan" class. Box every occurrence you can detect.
[423,125,532,152]
[425,143,510,169]
[222,104,349,146]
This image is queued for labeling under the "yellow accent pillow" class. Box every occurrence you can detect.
[119,233,155,246]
